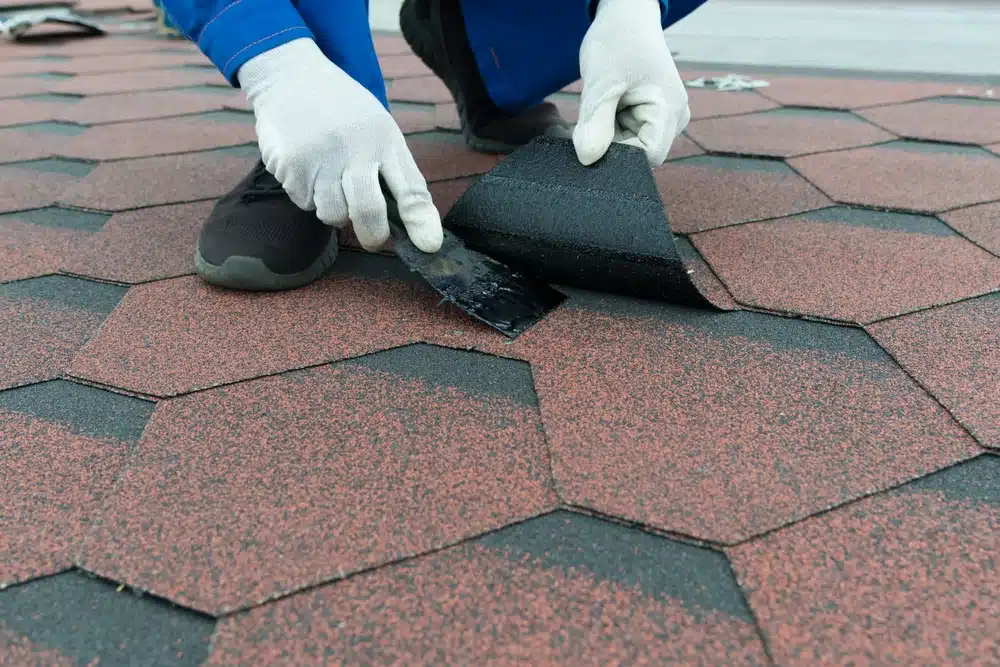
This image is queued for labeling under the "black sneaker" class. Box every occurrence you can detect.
[194,161,339,291]
[399,0,572,154]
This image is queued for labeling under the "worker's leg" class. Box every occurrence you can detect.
[461,0,710,113]
[294,0,389,109]
[399,0,573,153]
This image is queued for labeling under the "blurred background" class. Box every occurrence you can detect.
[368,0,1000,78]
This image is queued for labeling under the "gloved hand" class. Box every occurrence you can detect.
[573,0,691,167]
[237,38,443,253]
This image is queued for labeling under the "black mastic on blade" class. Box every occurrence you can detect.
[442,136,719,309]
[384,183,566,339]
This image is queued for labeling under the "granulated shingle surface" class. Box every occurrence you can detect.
[390,102,438,134]
[941,201,1000,257]
[0,76,55,99]
[0,570,213,665]
[687,108,894,158]
[64,114,256,161]
[868,292,1000,449]
[378,54,432,79]
[790,142,1000,212]
[51,68,224,96]
[0,124,79,163]
[58,151,257,211]
[209,512,769,666]
[654,155,831,233]
[54,51,206,75]
[730,456,1000,666]
[0,165,81,213]
[4,33,998,661]
[0,208,107,282]
[81,347,554,613]
[63,201,209,283]
[0,276,125,390]
[694,206,1000,323]
[513,296,978,543]
[676,237,739,310]
[387,75,452,103]
[686,88,779,120]
[0,97,65,126]
[857,96,1000,145]
[374,33,411,56]
[757,75,981,109]
[68,254,503,396]
[406,132,503,182]
[59,88,235,125]
[0,380,153,585]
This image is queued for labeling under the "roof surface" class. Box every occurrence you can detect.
[1,6,1000,666]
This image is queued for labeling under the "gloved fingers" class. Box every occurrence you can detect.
[618,87,670,166]
[264,145,316,212]
[573,81,627,166]
[342,163,391,252]
[313,169,350,229]
[381,154,443,253]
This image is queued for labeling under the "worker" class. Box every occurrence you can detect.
[159,0,703,290]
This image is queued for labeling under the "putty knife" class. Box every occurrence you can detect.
[382,181,566,339]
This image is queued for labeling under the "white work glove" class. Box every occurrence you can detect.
[573,0,691,167]
[237,38,442,253]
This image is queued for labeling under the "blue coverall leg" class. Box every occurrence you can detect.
[161,0,707,116]
[461,0,709,113]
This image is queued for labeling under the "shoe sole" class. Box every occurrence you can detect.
[193,234,339,291]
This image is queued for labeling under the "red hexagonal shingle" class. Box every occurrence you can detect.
[514,297,979,543]
[51,68,225,96]
[686,88,779,120]
[0,76,55,100]
[653,155,831,234]
[390,103,438,135]
[758,75,983,110]
[0,276,125,390]
[68,256,505,397]
[58,151,257,211]
[63,201,209,284]
[0,208,107,282]
[0,125,79,163]
[686,108,894,158]
[387,76,452,104]
[373,34,411,56]
[941,201,1000,257]
[378,54,432,79]
[80,347,555,613]
[57,52,208,75]
[857,97,1000,146]
[0,380,152,587]
[730,456,1000,666]
[693,207,1000,323]
[64,114,256,161]
[208,512,769,665]
[0,628,76,667]
[406,132,502,182]
[868,292,1000,449]
[60,89,235,125]
[0,165,79,214]
[668,133,705,160]
[0,98,65,127]
[790,142,1000,212]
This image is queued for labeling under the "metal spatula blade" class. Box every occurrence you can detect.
[382,183,565,339]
